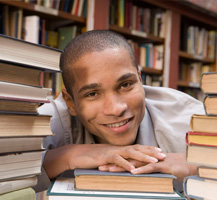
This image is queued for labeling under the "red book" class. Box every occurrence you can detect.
[186,131,217,147]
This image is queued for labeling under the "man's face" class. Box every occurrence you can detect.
[67,47,145,145]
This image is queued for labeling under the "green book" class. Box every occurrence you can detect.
[0,187,35,200]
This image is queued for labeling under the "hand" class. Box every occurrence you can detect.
[130,153,198,181]
[43,144,166,179]
[99,153,198,181]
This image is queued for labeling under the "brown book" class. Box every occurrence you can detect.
[190,114,217,134]
[0,62,43,87]
[186,144,217,168]
[74,169,176,193]
[198,166,217,180]
[203,95,217,116]
[200,72,217,95]
[0,99,40,114]
[0,113,53,137]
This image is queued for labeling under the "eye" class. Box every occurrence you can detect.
[85,91,98,98]
[120,81,132,89]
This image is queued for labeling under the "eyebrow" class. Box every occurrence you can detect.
[117,73,137,82]
[78,83,101,94]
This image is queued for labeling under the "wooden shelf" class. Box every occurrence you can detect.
[0,0,86,24]
[109,25,164,44]
[141,67,163,75]
[179,51,215,64]
[177,80,200,88]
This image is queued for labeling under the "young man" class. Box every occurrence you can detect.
[37,30,204,191]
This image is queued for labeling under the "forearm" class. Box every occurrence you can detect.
[43,144,75,179]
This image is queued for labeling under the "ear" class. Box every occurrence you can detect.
[62,88,78,116]
[138,68,142,83]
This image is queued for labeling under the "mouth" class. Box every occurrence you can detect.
[104,118,132,128]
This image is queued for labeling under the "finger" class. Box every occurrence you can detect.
[109,154,135,172]
[132,145,166,161]
[131,163,161,174]
[124,148,159,164]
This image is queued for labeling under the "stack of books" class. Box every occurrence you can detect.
[0,34,61,199]
[47,168,186,200]
[184,72,217,200]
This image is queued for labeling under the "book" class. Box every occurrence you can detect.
[0,137,44,154]
[0,113,53,137]
[0,34,62,72]
[190,114,217,134]
[0,187,36,200]
[186,144,217,168]
[0,62,44,87]
[0,176,37,195]
[198,166,217,180]
[184,175,217,200]
[0,99,40,114]
[0,81,51,103]
[0,150,44,180]
[203,95,217,116]
[200,72,217,95]
[74,169,176,193]
[47,177,185,200]
[186,131,217,147]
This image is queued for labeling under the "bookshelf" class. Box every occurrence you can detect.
[0,0,87,98]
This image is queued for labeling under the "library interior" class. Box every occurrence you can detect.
[0,0,217,200]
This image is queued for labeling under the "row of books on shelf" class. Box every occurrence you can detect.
[184,72,217,200]
[129,40,164,70]
[182,24,216,60]
[23,0,87,17]
[0,34,60,198]
[141,73,163,87]
[0,5,82,49]
[179,62,213,87]
[110,0,167,38]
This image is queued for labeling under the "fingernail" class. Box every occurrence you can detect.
[131,168,139,174]
[98,166,106,170]
[130,165,135,170]
[149,157,158,163]
[157,153,166,159]
[155,147,162,152]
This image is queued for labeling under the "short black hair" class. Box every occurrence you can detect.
[60,30,138,95]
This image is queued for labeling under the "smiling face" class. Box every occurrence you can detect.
[63,47,145,145]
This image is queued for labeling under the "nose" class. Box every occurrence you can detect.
[103,93,127,116]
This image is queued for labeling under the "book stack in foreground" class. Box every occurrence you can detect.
[184,72,217,200]
[47,168,185,200]
[0,34,61,199]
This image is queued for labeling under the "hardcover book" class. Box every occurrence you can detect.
[47,177,185,200]
[184,175,217,200]
[200,72,217,95]
[0,113,53,137]
[186,131,217,147]
[203,95,217,116]
[0,34,62,72]
[74,169,176,193]
[190,114,217,134]
[198,166,217,180]
[186,144,217,168]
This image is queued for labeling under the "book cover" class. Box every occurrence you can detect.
[0,113,53,137]
[0,34,62,72]
[47,177,185,200]
[203,95,217,116]
[200,72,217,95]
[198,166,217,180]
[186,144,217,168]
[0,150,44,180]
[184,175,217,200]
[190,114,217,134]
[186,131,217,147]
[0,176,37,195]
[74,169,176,193]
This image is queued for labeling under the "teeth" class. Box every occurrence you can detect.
[106,119,129,128]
